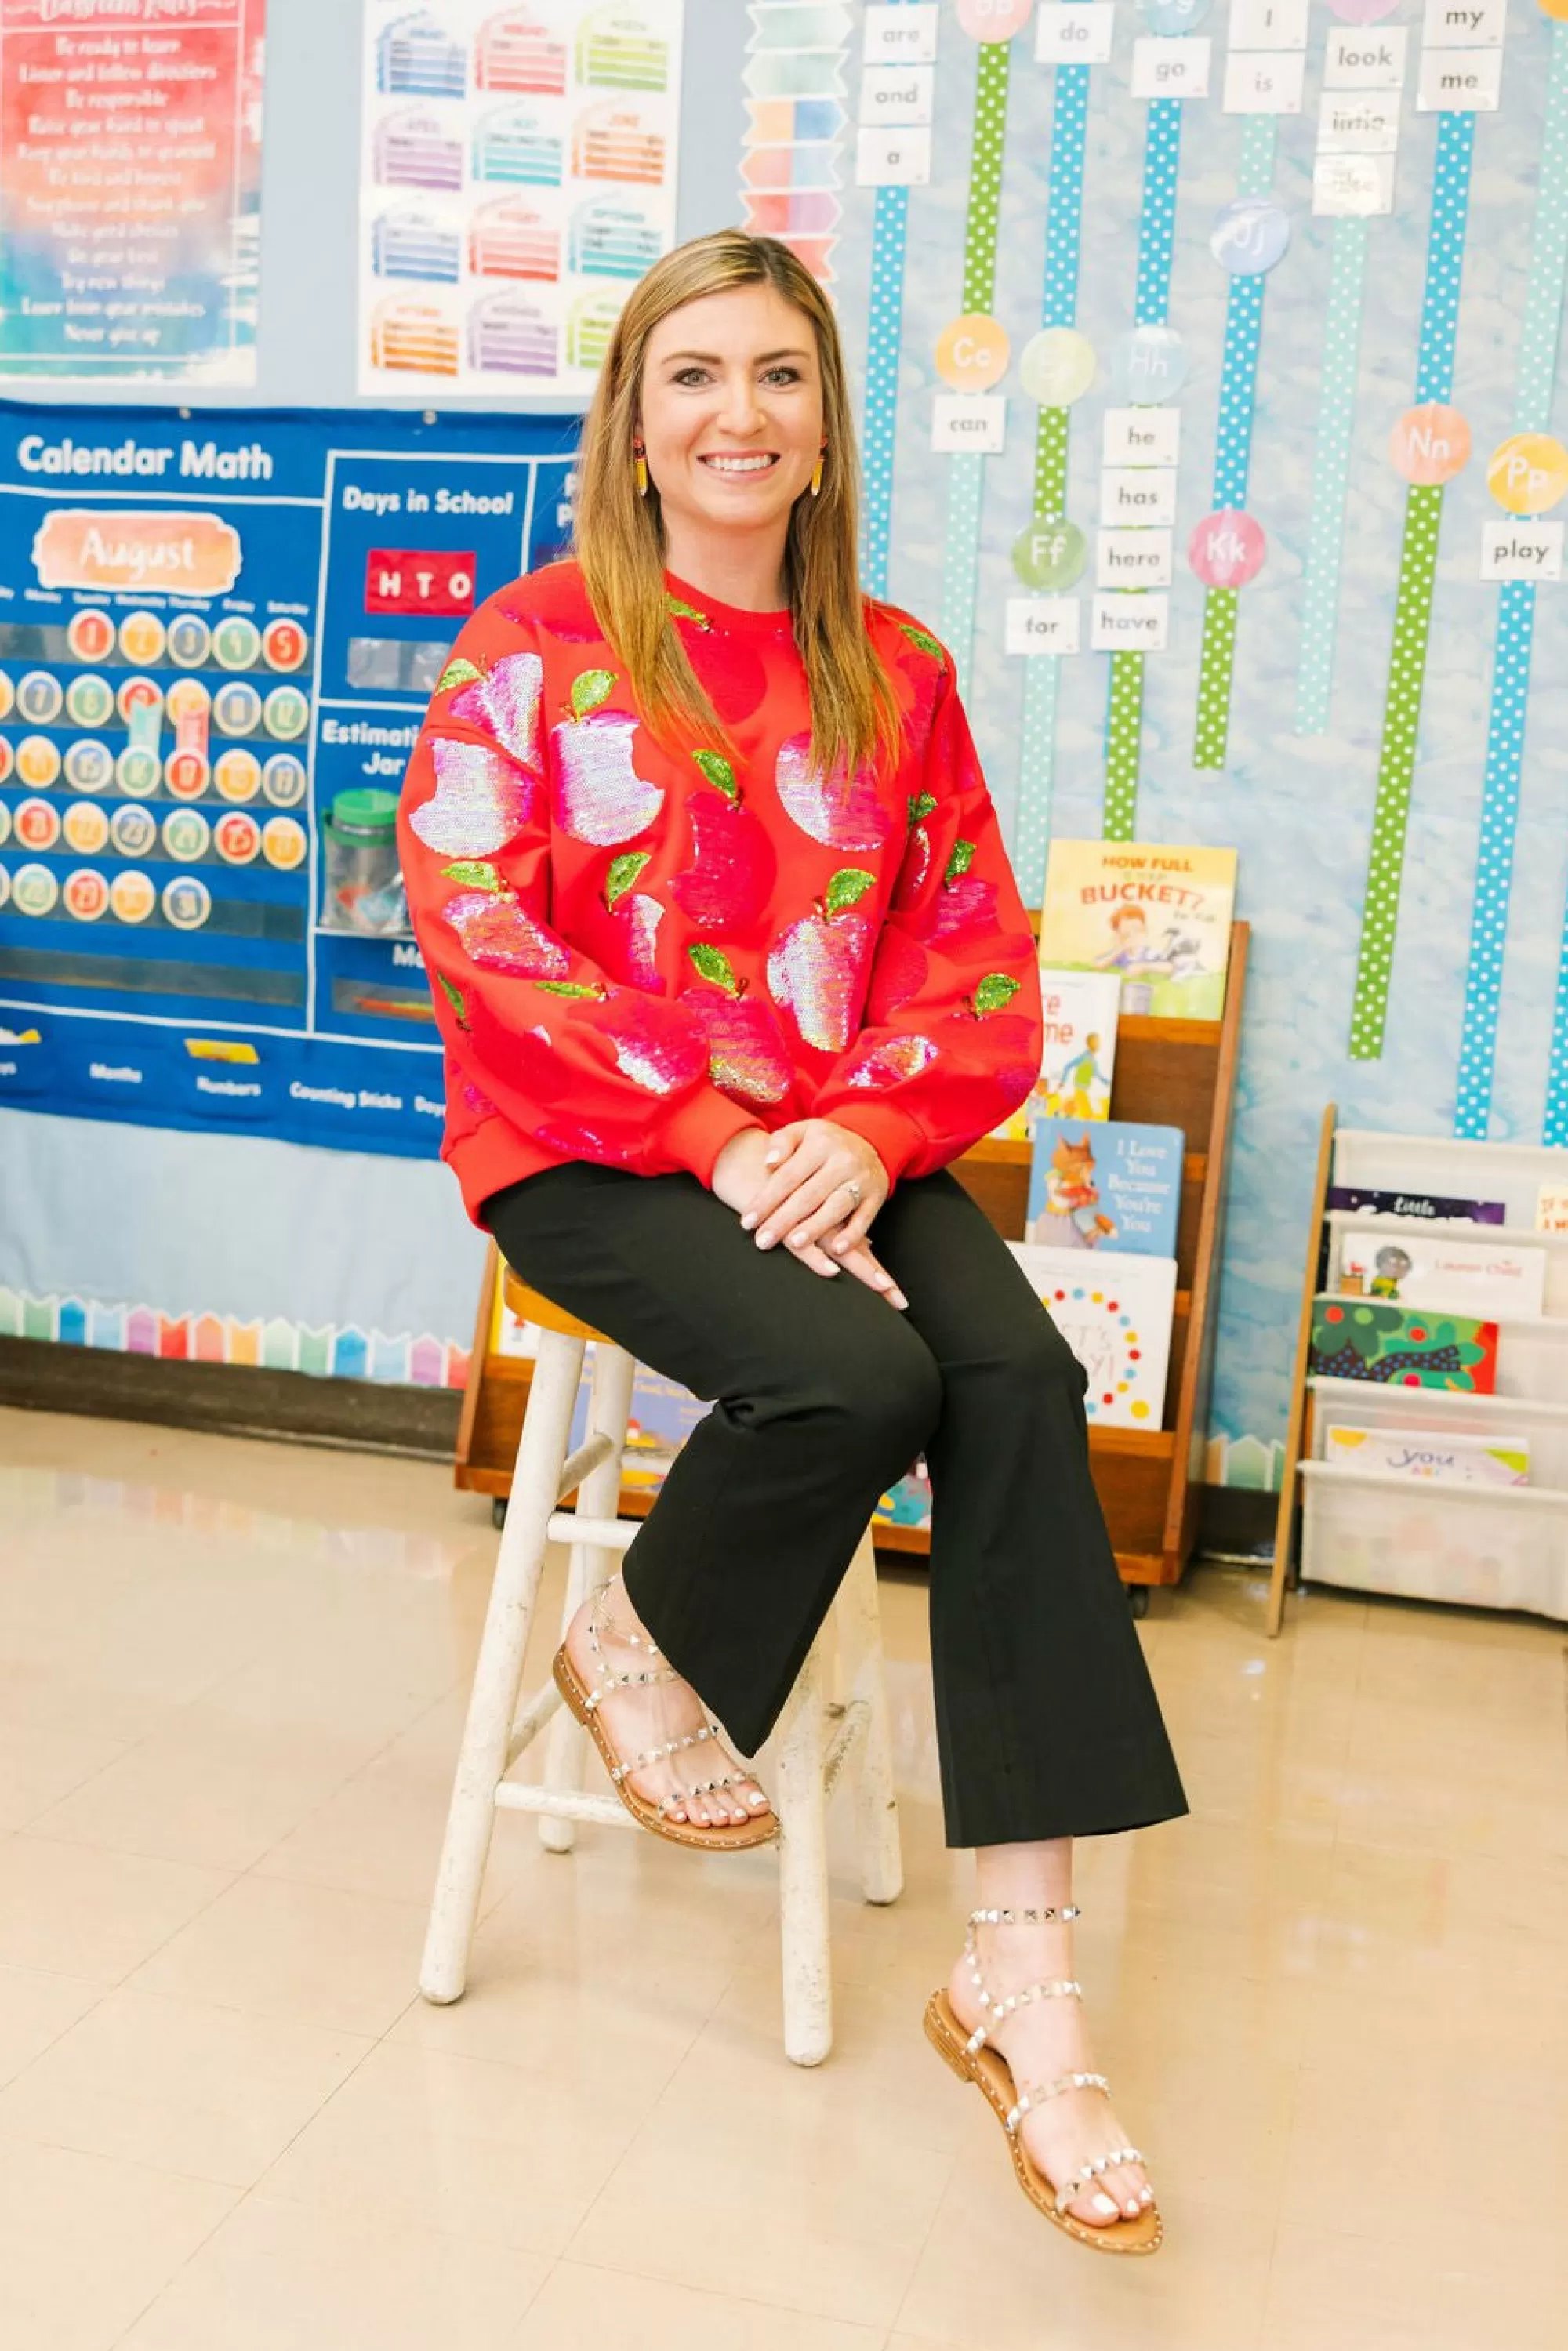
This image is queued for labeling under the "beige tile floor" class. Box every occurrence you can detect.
[2,1402,1566,2349]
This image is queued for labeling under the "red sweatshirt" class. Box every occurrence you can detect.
[397,558,1044,1225]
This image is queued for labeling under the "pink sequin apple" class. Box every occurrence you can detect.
[766,866,879,1052]
[670,751,776,929]
[568,987,708,1097]
[842,1033,939,1090]
[775,733,891,852]
[441,649,545,771]
[551,669,665,846]
[593,850,666,991]
[928,838,999,943]
[681,942,793,1105]
[895,792,938,910]
[439,861,569,978]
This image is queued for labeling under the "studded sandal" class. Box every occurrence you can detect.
[552,1584,776,1852]
[924,1906,1163,2254]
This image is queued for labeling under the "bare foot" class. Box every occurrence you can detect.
[948,1911,1155,2228]
[564,1576,773,1833]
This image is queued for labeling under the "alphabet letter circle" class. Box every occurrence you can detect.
[1012,519,1087,590]
[956,0,1035,38]
[935,313,1011,392]
[1213,198,1298,276]
[1210,197,1291,276]
[1389,403,1472,487]
[1539,0,1568,21]
[1019,328,1096,407]
[1188,510,1266,589]
[1486,433,1568,516]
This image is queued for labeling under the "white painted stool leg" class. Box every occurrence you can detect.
[419,1326,585,2003]
[775,1637,833,2067]
[539,1342,635,1853]
[844,1526,903,1907]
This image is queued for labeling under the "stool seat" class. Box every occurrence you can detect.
[503,1270,604,1345]
[420,1245,904,2066]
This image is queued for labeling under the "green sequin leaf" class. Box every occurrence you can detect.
[944,839,977,887]
[692,749,739,802]
[899,623,946,667]
[666,595,711,629]
[604,851,651,909]
[436,972,469,1029]
[973,972,1022,1017]
[437,657,482,693]
[535,979,604,999]
[826,867,877,916]
[908,793,938,825]
[441,860,503,893]
[687,942,739,996]
[570,667,616,719]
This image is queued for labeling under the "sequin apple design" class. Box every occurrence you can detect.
[931,976,1037,1123]
[410,737,538,858]
[842,1033,939,1090]
[438,859,569,978]
[670,751,776,930]
[599,851,665,989]
[552,669,665,847]
[532,975,706,1097]
[929,839,999,944]
[766,867,878,1052]
[896,791,938,909]
[895,624,948,753]
[438,649,546,771]
[775,734,890,853]
[682,942,793,1105]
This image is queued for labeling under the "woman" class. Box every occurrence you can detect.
[398,230,1186,2253]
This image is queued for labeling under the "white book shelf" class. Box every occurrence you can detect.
[1267,1113,1568,1633]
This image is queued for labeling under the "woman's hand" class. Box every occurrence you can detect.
[711,1123,906,1308]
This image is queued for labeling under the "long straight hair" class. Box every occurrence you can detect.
[572,229,902,778]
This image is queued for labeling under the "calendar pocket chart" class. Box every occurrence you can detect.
[0,398,579,1156]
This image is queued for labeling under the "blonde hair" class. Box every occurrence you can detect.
[572,228,901,778]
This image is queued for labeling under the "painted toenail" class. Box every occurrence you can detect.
[1139,2186,1154,2204]
[1091,2193,1119,2217]
[746,1790,767,1807]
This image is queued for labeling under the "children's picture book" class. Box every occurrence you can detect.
[989,969,1120,1141]
[1327,1185,1506,1227]
[873,1457,932,1531]
[1040,840,1236,1020]
[1025,1119,1183,1256]
[1309,1300,1499,1394]
[1324,1423,1530,1487]
[1335,1229,1547,1319]
[569,1351,712,1490]
[1536,1185,1568,1233]
[1010,1243,1177,1428]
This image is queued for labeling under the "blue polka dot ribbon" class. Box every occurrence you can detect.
[858,0,921,598]
[1192,117,1276,773]
[1296,219,1368,735]
[1016,59,1091,902]
[938,34,1014,699]
[1348,110,1475,1064]
[1104,97,1183,843]
[859,182,909,597]
[1472,26,1568,1145]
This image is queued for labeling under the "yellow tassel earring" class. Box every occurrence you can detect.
[633,439,648,497]
[810,443,826,498]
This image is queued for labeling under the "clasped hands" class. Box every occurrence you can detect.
[710,1119,907,1311]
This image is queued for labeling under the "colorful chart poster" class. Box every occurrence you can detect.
[0,0,267,386]
[0,397,579,1156]
[359,1,684,399]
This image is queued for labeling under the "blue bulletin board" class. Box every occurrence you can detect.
[0,400,579,1158]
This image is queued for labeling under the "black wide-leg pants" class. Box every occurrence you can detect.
[485,1162,1188,1850]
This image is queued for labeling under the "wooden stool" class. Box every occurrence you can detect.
[419,1273,904,2066]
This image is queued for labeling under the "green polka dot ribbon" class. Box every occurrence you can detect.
[1104,653,1144,843]
[1348,484,1443,1060]
[1349,112,1475,1063]
[938,36,1012,698]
